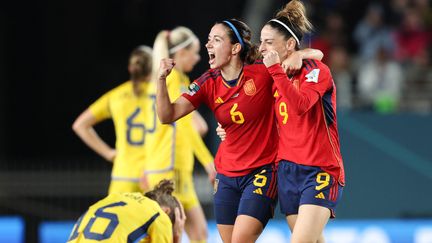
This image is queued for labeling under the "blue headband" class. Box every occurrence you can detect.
[223,20,245,49]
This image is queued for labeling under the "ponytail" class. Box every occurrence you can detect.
[152,30,170,80]
[268,0,313,48]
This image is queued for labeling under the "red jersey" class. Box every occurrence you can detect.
[268,60,345,185]
[182,61,278,177]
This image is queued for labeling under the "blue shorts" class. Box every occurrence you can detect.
[278,160,343,218]
[213,164,278,226]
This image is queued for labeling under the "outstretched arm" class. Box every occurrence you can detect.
[156,58,195,124]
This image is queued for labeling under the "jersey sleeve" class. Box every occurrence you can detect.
[267,60,332,115]
[144,212,173,243]
[88,92,112,121]
[181,72,209,109]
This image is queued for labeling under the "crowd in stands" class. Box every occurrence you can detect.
[307,0,431,113]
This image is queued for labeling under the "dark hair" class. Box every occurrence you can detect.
[129,45,153,77]
[218,19,259,64]
[267,0,313,49]
[144,179,180,224]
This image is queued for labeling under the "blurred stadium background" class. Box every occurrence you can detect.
[1,0,431,242]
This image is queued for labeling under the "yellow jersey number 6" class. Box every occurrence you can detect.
[230,103,245,124]
[279,102,288,124]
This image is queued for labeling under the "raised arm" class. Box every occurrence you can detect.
[156,58,195,124]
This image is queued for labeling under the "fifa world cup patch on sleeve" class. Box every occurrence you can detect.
[305,69,320,83]
[188,82,200,95]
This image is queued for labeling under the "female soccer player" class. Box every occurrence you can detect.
[157,19,279,243]
[262,1,345,242]
[67,179,186,243]
[72,46,153,194]
[142,26,216,243]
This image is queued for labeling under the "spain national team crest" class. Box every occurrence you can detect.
[243,79,256,96]
[213,179,219,194]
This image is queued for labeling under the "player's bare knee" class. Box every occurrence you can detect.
[291,236,319,243]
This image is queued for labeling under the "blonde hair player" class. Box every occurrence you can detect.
[140,26,216,243]
[67,179,186,243]
[72,46,154,194]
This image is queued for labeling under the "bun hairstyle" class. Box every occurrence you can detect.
[152,26,198,78]
[145,179,180,224]
[129,45,153,77]
[219,19,259,64]
[268,0,313,48]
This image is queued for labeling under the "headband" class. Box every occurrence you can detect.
[169,36,196,54]
[223,20,244,48]
[269,19,300,46]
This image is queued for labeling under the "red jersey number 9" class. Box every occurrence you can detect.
[279,102,288,124]
[230,103,245,124]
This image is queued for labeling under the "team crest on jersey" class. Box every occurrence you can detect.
[188,82,200,96]
[213,179,219,194]
[243,79,256,96]
[305,69,320,83]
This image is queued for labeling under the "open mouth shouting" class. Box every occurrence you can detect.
[208,51,215,66]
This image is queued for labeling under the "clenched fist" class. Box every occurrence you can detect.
[282,51,303,75]
[158,58,176,80]
[263,50,281,68]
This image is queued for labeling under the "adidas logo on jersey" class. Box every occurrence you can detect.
[253,188,263,195]
[215,97,224,103]
[315,192,325,199]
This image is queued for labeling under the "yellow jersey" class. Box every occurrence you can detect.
[89,81,155,181]
[144,69,213,176]
[67,192,172,243]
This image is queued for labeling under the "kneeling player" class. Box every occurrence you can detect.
[67,179,186,243]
